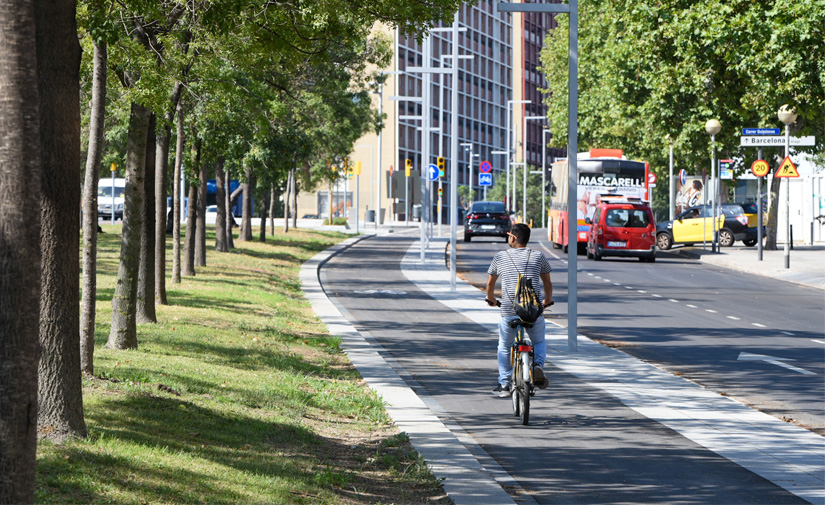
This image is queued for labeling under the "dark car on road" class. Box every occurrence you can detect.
[656,203,757,250]
[463,201,511,242]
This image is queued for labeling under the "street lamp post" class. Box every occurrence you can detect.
[667,136,675,221]
[460,143,473,206]
[506,100,530,214]
[523,115,545,225]
[705,119,721,253]
[778,105,798,269]
[542,128,550,229]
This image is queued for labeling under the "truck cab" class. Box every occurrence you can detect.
[98,178,126,220]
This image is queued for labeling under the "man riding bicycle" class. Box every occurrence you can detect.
[485,223,553,397]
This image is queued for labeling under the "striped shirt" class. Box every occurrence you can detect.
[488,247,552,318]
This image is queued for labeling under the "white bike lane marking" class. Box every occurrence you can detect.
[431,238,825,505]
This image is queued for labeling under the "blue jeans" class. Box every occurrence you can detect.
[497,316,546,386]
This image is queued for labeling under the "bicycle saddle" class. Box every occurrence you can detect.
[509,320,534,329]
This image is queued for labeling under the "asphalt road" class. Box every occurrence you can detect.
[321,233,811,504]
[456,231,825,435]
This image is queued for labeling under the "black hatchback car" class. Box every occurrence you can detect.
[463,201,511,242]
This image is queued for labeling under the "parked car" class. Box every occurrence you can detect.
[97,178,126,220]
[739,202,766,246]
[586,197,657,262]
[463,201,511,242]
[656,203,756,250]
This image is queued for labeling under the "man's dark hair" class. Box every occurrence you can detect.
[510,223,531,244]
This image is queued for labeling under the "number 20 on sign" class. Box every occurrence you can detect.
[751,159,770,178]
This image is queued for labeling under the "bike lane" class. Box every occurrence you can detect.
[315,233,818,505]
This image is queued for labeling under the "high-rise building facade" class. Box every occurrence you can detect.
[297,1,564,224]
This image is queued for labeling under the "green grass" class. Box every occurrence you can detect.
[35,225,448,504]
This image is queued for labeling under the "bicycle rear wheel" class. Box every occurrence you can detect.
[519,385,530,425]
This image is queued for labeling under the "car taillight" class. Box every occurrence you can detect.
[468,214,478,220]
[736,216,748,226]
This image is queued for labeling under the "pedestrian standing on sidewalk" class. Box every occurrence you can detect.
[485,223,553,397]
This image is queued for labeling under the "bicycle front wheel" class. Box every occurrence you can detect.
[511,357,520,417]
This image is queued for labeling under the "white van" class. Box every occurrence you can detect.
[98,178,126,220]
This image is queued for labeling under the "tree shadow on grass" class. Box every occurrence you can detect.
[37,395,322,504]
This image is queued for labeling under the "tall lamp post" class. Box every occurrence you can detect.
[523,115,545,225]
[542,128,550,229]
[705,119,721,253]
[778,104,797,269]
[506,100,530,213]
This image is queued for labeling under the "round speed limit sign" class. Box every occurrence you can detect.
[751,159,770,178]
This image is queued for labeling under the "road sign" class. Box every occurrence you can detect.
[740,136,816,147]
[427,164,439,181]
[479,160,492,173]
[647,172,657,185]
[751,159,770,177]
[478,173,493,186]
[719,159,734,180]
[775,156,799,178]
[743,128,780,135]
[679,169,686,186]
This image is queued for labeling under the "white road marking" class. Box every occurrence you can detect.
[738,352,815,375]
[752,323,767,328]
[668,299,679,303]
[652,294,662,298]
[812,339,825,345]
[686,304,698,308]
[706,309,718,313]
[780,331,795,336]
[637,290,647,293]
[727,316,741,320]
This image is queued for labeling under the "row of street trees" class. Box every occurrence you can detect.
[540,0,824,246]
[0,0,468,501]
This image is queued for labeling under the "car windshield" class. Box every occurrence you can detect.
[741,203,758,214]
[98,187,125,198]
[606,208,650,228]
[722,205,745,217]
[471,202,505,213]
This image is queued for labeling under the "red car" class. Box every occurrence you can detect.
[586,197,657,262]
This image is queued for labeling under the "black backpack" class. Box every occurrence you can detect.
[506,250,543,323]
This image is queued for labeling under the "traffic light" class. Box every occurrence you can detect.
[355,161,361,176]
[405,158,412,177]
[437,157,445,177]
[344,158,353,178]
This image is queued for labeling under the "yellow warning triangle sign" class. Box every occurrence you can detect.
[775,156,799,178]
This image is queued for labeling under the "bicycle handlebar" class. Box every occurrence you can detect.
[485,298,554,309]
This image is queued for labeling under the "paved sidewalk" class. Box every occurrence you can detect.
[674,244,825,290]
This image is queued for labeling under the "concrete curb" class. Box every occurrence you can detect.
[300,236,517,505]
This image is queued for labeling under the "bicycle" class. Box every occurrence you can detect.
[486,299,552,426]
[508,317,535,426]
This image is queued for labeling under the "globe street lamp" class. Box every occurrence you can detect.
[705,119,721,253]
[778,105,797,269]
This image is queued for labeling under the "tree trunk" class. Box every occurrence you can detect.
[107,102,150,350]
[183,137,200,276]
[80,39,107,375]
[172,101,184,283]
[269,184,276,235]
[36,0,87,441]
[0,1,41,499]
[155,82,184,305]
[240,166,253,241]
[195,144,207,266]
[225,174,235,249]
[259,188,269,242]
[283,170,292,233]
[137,113,157,323]
[765,173,781,250]
[291,169,298,229]
[215,156,228,251]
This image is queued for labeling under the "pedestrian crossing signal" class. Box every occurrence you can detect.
[775,156,799,178]
[437,157,445,177]
[405,158,412,177]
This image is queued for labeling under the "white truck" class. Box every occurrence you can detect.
[97,178,126,220]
